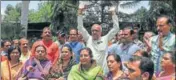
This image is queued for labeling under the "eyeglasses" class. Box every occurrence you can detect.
[69,34,77,36]
[36,50,45,53]
[80,54,89,58]
[5,45,11,47]
[91,30,100,32]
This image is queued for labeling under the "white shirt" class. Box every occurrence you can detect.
[77,14,119,73]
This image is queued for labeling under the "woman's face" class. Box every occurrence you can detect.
[61,47,72,60]
[35,46,46,60]
[107,55,121,72]
[10,49,20,60]
[80,49,91,65]
[161,53,174,69]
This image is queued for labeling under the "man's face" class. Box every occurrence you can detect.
[121,29,133,43]
[117,30,123,41]
[91,24,101,40]
[156,17,170,36]
[57,33,65,44]
[4,41,11,51]
[13,40,19,47]
[20,39,29,52]
[41,28,52,40]
[133,28,138,39]
[69,29,78,42]
[125,61,141,80]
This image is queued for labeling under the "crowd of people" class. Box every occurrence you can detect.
[0,5,175,80]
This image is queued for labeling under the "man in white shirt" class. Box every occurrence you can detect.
[77,5,119,73]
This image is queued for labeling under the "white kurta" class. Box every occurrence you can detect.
[77,14,119,73]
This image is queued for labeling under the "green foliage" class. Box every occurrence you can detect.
[3,4,20,22]
[50,0,143,35]
[145,1,174,33]
[28,2,52,22]
[2,3,22,40]
[50,0,78,33]
[1,22,24,40]
[2,2,53,40]
[5,4,14,15]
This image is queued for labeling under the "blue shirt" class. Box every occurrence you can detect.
[108,42,141,62]
[1,51,8,56]
[66,41,84,63]
[150,32,175,73]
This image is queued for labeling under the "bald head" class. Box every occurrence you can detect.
[91,24,102,40]
[91,24,102,32]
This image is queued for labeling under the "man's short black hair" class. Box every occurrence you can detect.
[69,28,78,35]
[123,27,135,35]
[157,15,172,25]
[139,57,154,80]
[1,40,11,47]
[129,55,142,62]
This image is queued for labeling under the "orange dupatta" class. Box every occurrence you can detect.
[1,60,23,80]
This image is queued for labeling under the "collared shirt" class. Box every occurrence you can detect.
[108,42,141,62]
[150,32,175,72]
[77,14,119,73]
[133,39,145,50]
[20,51,31,63]
[66,41,84,63]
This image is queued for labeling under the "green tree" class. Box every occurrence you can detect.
[50,0,141,34]
[28,2,52,22]
[145,0,174,33]
[50,0,78,33]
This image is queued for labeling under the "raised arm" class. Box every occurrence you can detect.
[77,8,90,42]
[105,7,119,41]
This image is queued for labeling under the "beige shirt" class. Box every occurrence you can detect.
[19,50,31,63]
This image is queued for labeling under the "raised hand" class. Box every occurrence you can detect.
[158,33,164,50]
[109,6,116,15]
[78,1,87,15]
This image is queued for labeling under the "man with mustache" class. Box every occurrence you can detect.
[19,38,31,63]
[108,27,141,65]
[150,15,175,73]
[31,27,59,66]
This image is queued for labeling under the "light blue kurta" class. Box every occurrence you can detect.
[150,32,175,73]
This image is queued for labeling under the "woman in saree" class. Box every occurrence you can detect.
[19,44,52,80]
[106,53,123,80]
[1,46,23,80]
[156,52,175,80]
[68,47,104,80]
[47,44,76,80]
